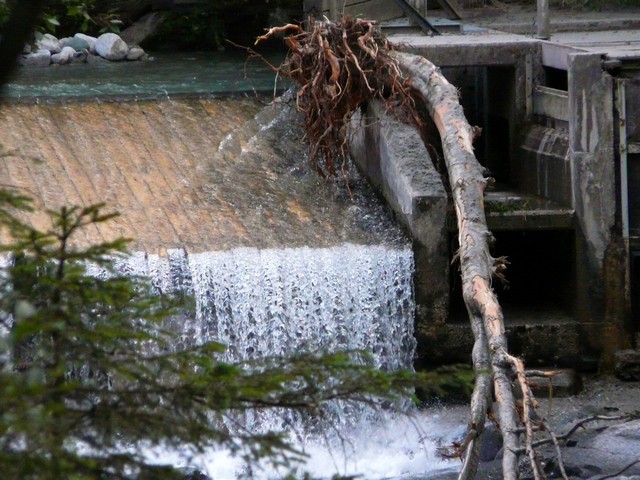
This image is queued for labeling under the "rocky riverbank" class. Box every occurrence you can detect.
[18,32,147,67]
[423,374,640,480]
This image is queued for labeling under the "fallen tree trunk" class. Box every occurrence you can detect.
[392,51,520,480]
[256,17,545,479]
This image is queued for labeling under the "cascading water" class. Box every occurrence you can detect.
[101,244,456,479]
[93,95,458,478]
[2,51,461,475]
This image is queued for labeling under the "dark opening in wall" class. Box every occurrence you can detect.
[543,66,569,91]
[440,66,518,188]
[449,229,576,322]
[632,251,640,337]
[629,153,640,237]
[485,66,516,187]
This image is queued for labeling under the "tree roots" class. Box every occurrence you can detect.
[255,16,421,177]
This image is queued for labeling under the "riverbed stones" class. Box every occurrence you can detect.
[36,33,61,54]
[18,49,51,67]
[95,33,128,61]
[614,349,640,381]
[51,46,76,65]
[18,31,147,67]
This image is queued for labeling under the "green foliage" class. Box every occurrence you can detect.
[0,0,8,26]
[152,4,226,51]
[150,0,302,50]
[1,0,302,49]
[40,0,123,35]
[417,364,476,403]
[0,190,422,479]
[0,0,121,37]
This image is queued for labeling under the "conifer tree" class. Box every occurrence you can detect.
[0,193,419,479]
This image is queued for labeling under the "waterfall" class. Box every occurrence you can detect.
[85,94,456,478]
[0,89,459,477]
[114,245,416,369]
[99,244,456,479]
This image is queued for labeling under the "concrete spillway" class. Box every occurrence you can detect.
[0,95,451,478]
[0,96,405,253]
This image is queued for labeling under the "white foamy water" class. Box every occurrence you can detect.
[84,244,460,478]
[139,411,460,479]
[110,244,416,370]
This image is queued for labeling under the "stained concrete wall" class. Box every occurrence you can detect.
[345,34,634,367]
[568,53,632,359]
[348,101,450,366]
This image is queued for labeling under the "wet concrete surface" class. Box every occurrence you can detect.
[0,95,406,253]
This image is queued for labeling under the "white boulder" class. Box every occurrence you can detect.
[51,46,76,65]
[74,33,98,53]
[95,33,128,61]
[18,49,51,67]
[126,46,145,61]
[36,33,61,54]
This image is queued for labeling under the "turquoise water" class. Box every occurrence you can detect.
[2,51,287,99]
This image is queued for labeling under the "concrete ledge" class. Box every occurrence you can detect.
[349,101,450,324]
[390,34,539,67]
[517,369,583,397]
[533,86,569,122]
[415,320,596,370]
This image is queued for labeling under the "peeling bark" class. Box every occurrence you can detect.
[392,51,521,480]
[263,17,544,479]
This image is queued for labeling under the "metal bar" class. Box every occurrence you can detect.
[536,0,550,39]
[617,78,630,240]
[430,0,462,20]
[394,0,441,35]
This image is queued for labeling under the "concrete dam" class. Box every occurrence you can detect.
[0,96,404,252]
[3,1,640,376]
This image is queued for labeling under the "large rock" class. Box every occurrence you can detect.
[614,349,640,381]
[86,53,109,65]
[36,33,61,54]
[64,36,91,52]
[70,50,89,64]
[74,33,98,53]
[51,46,76,65]
[120,11,166,46]
[18,49,51,67]
[591,419,640,450]
[126,46,145,61]
[95,33,128,61]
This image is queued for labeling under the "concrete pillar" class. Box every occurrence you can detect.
[303,0,322,20]
[536,0,550,39]
[567,53,631,362]
[348,101,450,365]
[328,0,338,20]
